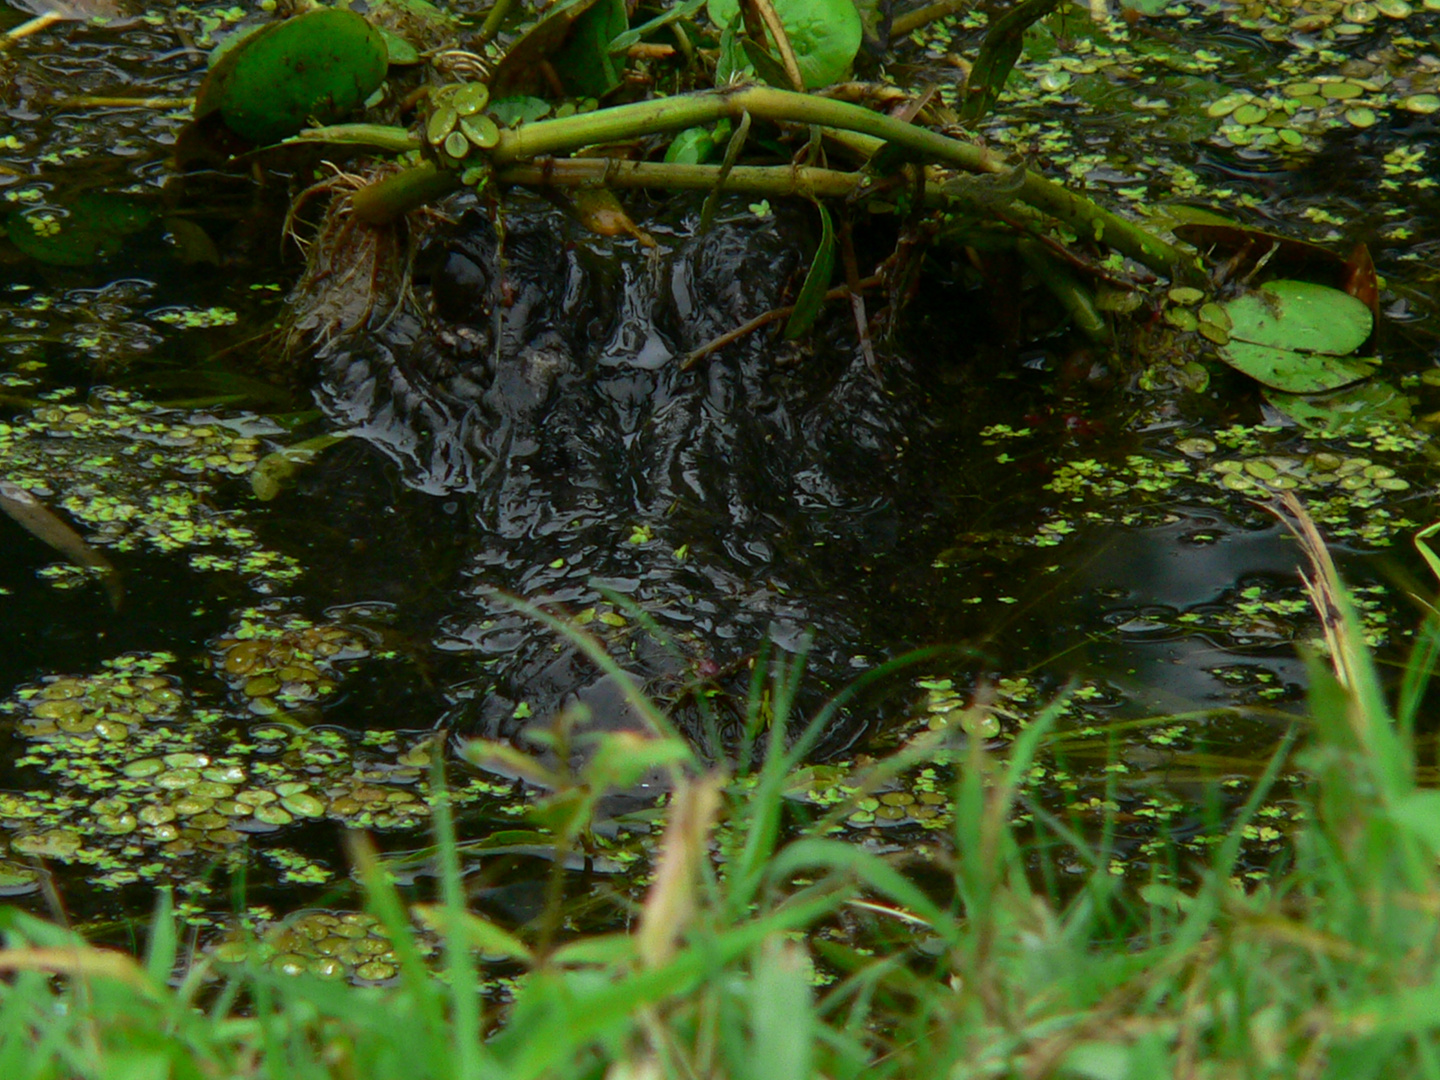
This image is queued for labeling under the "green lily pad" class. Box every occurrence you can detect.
[707,0,861,88]
[1263,381,1411,436]
[3,194,155,267]
[1217,279,1375,393]
[197,9,389,146]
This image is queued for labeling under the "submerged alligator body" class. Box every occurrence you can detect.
[302,194,940,763]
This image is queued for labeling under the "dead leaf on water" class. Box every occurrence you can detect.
[0,480,123,610]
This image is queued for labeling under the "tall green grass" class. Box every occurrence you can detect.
[6,511,1440,1078]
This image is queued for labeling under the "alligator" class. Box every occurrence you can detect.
[291,191,945,770]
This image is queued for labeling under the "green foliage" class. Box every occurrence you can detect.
[707,0,862,88]
[1264,380,1411,436]
[195,9,389,145]
[959,0,1062,124]
[551,0,628,97]
[7,534,1440,1075]
[783,200,834,339]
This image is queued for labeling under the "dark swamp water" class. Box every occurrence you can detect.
[4,0,1440,963]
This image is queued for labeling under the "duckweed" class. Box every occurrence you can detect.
[208,908,438,985]
[0,624,507,892]
[0,386,302,589]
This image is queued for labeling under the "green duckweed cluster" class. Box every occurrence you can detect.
[779,669,1298,882]
[0,611,513,895]
[211,612,376,718]
[912,0,1440,245]
[0,382,301,588]
[209,908,438,984]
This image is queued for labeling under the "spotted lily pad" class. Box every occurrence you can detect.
[196,9,389,146]
[1217,280,1376,393]
[707,0,862,88]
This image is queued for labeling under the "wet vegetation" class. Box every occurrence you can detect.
[4,0,1440,1071]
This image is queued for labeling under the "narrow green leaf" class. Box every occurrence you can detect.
[767,838,955,943]
[751,938,813,1080]
[609,0,707,53]
[741,36,795,89]
[960,0,1062,123]
[142,887,176,988]
[783,201,834,340]
[1390,790,1440,857]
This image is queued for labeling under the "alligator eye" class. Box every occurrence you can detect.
[430,249,492,326]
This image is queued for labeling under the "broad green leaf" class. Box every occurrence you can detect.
[3,210,115,266]
[552,0,627,97]
[200,10,388,145]
[72,193,154,236]
[1217,279,1376,393]
[488,96,554,127]
[379,28,421,65]
[707,0,861,88]
[783,201,834,340]
[665,124,720,164]
[489,0,603,97]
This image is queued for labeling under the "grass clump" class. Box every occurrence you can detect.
[5,505,1440,1078]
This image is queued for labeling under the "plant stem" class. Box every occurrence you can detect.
[495,158,866,199]
[889,0,976,39]
[352,85,1193,276]
[351,161,462,224]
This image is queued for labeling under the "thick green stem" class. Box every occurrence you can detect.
[496,158,867,199]
[487,86,1012,174]
[352,85,1193,277]
[351,161,462,224]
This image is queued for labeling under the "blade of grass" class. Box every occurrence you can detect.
[430,760,486,1080]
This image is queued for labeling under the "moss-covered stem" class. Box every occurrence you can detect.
[495,158,869,199]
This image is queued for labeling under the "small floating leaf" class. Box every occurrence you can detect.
[459,114,500,149]
[1218,279,1375,393]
